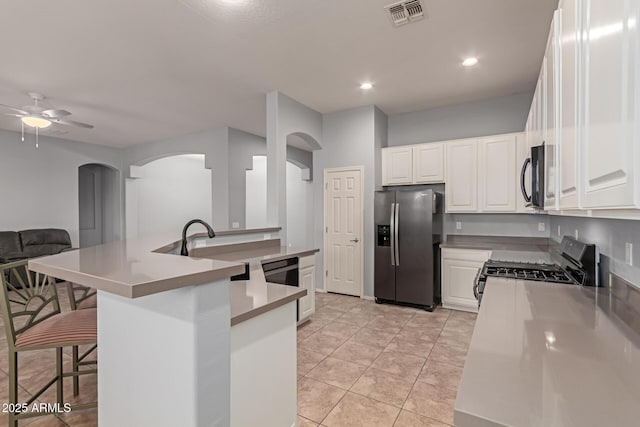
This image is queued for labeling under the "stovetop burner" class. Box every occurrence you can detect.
[484,265,574,284]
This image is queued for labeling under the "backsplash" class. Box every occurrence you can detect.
[550,216,640,287]
[444,214,551,238]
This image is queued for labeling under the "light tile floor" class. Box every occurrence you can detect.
[297,292,477,427]
[0,287,476,426]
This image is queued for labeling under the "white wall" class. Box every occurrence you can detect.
[0,129,123,246]
[245,156,267,228]
[131,154,212,237]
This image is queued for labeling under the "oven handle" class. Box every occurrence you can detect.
[473,268,482,300]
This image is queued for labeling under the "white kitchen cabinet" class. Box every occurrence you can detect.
[544,11,560,211]
[298,256,315,323]
[382,146,413,186]
[413,143,445,183]
[445,140,478,212]
[580,0,640,209]
[558,0,580,210]
[479,134,518,212]
[442,248,491,313]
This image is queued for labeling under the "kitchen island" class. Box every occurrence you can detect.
[455,276,640,427]
[28,228,317,427]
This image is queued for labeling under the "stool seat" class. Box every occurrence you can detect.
[76,294,97,310]
[15,308,97,349]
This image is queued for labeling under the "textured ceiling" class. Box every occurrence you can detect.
[0,0,557,146]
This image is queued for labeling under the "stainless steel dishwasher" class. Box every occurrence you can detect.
[262,257,299,319]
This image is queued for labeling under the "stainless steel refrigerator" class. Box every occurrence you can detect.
[374,187,443,311]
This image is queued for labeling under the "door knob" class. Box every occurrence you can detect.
[350,238,360,243]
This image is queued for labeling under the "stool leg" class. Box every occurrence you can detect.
[9,351,18,427]
[56,347,64,406]
[72,346,79,396]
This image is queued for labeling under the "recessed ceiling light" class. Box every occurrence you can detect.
[462,57,479,67]
[360,82,373,90]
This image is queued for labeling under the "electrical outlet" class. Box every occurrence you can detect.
[232,222,240,229]
[456,222,462,230]
[626,243,633,266]
[538,222,546,232]
[574,229,579,240]
[557,225,561,236]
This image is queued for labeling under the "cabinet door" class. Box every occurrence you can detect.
[479,135,517,212]
[299,265,315,321]
[413,143,445,183]
[441,250,490,313]
[581,0,640,208]
[559,0,580,209]
[382,147,413,186]
[544,12,560,211]
[445,140,478,212]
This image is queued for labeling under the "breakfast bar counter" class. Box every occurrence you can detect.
[27,228,315,427]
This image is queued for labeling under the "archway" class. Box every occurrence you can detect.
[78,163,120,247]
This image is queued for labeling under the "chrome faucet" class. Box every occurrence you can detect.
[180,219,216,256]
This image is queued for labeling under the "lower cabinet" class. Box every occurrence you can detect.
[298,256,316,323]
[441,248,491,313]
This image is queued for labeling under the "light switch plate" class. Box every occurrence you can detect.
[232,222,240,229]
[557,225,561,236]
[538,222,545,232]
[574,229,579,239]
[456,222,462,230]
[626,243,633,266]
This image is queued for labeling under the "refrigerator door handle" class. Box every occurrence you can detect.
[390,203,396,266]
[394,203,400,266]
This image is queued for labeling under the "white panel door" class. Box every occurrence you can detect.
[559,0,580,209]
[324,168,363,296]
[413,143,445,183]
[445,140,478,212]
[382,147,413,185]
[581,0,640,208]
[479,134,518,212]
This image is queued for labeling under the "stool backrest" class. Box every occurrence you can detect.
[0,260,60,351]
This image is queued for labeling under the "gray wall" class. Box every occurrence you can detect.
[550,216,640,286]
[0,129,123,246]
[315,106,379,297]
[388,92,533,146]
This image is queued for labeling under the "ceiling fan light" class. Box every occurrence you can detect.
[21,116,51,129]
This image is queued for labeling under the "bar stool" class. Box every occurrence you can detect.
[0,260,97,427]
[66,283,98,396]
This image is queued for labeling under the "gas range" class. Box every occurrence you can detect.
[483,261,575,284]
[474,237,599,308]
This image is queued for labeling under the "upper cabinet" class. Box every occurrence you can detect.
[479,135,518,212]
[544,12,560,211]
[580,0,640,209]
[381,146,413,185]
[446,139,478,212]
[413,143,445,184]
[558,0,580,210]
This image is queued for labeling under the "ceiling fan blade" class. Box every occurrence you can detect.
[41,109,71,118]
[52,118,94,129]
[2,112,24,118]
[0,104,28,115]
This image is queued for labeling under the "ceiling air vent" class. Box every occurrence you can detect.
[385,0,425,26]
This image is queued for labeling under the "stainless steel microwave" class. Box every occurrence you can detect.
[520,144,545,209]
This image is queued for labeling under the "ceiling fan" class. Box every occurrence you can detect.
[0,92,94,147]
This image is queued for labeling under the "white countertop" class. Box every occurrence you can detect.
[455,278,640,427]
